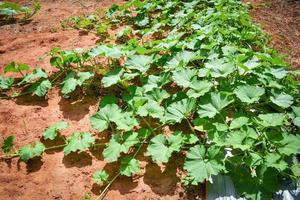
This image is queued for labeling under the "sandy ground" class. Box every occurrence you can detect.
[0,0,299,199]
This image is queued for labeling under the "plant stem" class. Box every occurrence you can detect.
[0,91,32,99]
[186,118,196,135]
[141,117,154,134]
[96,172,121,200]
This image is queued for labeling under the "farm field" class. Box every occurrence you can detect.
[0,0,299,200]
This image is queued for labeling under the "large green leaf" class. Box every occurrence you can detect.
[92,170,109,185]
[43,121,69,140]
[90,101,138,132]
[198,92,233,118]
[0,76,14,90]
[187,80,213,98]
[234,85,265,104]
[164,98,196,123]
[165,51,195,70]
[125,54,153,73]
[18,68,48,85]
[276,133,300,156]
[103,132,139,162]
[142,73,171,92]
[256,113,286,127]
[184,145,224,184]
[147,133,184,163]
[19,142,45,161]
[29,80,52,97]
[270,93,293,108]
[120,156,140,176]
[136,100,164,119]
[101,68,124,88]
[61,72,78,95]
[89,104,121,132]
[63,132,95,155]
[172,68,197,88]
[204,58,235,78]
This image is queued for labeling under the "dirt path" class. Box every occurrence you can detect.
[248,0,300,69]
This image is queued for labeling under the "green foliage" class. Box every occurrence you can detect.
[184,145,224,184]
[0,1,40,23]
[1,0,300,198]
[43,121,69,140]
[147,133,184,163]
[63,132,95,155]
[19,142,45,161]
[120,156,140,176]
[234,85,265,104]
[103,132,139,162]
[1,135,14,154]
[4,62,29,74]
[92,170,109,185]
[61,71,94,95]
[0,76,14,90]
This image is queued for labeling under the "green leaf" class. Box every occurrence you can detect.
[256,113,286,127]
[234,85,265,104]
[77,71,94,85]
[4,62,29,73]
[142,73,171,92]
[89,45,122,59]
[293,117,300,127]
[172,68,197,88]
[115,112,139,131]
[205,59,235,78]
[90,104,138,132]
[147,134,172,163]
[184,145,224,184]
[147,133,184,163]
[29,80,52,97]
[276,133,300,156]
[125,55,153,73]
[225,130,253,151]
[61,72,78,95]
[43,121,69,140]
[183,134,199,145]
[19,142,45,161]
[63,132,95,155]
[92,170,109,185]
[101,68,124,88]
[103,132,139,162]
[1,135,14,154]
[120,156,140,176]
[265,153,288,171]
[90,104,121,132]
[164,98,196,123]
[198,92,233,118]
[165,51,195,70]
[145,89,170,103]
[0,76,14,90]
[137,100,164,119]
[268,68,287,79]
[230,116,249,129]
[270,93,293,108]
[18,68,48,85]
[186,80,213,98]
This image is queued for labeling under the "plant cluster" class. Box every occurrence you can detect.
[0,0,41,25]
[1,0,300,199]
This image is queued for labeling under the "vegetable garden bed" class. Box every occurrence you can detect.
[0,0,299,199]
